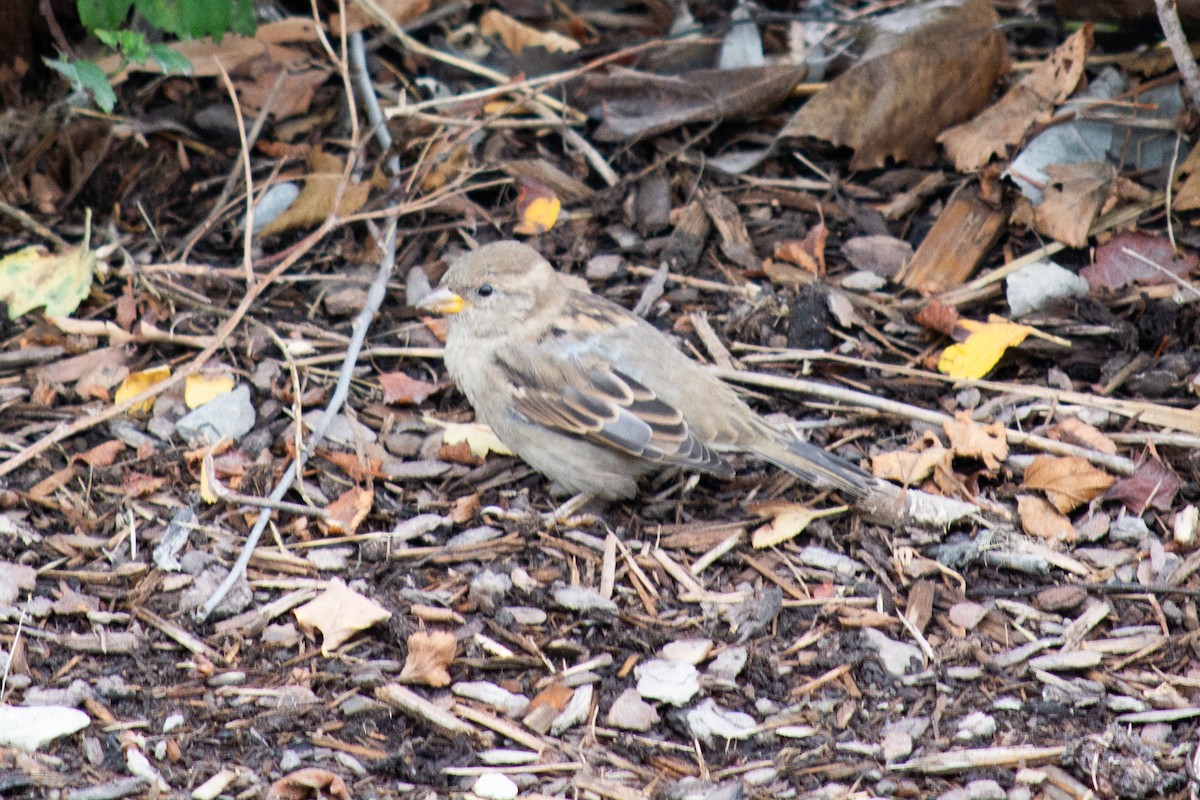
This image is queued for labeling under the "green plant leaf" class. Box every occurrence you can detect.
[134,0,255,39]
[95,28,150,62]
[77,0,134,30]
[45,57,117,112]
[148,43,192,74]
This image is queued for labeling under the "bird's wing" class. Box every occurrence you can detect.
[495,296,733,475]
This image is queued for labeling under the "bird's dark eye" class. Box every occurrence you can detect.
[477,283,494,298]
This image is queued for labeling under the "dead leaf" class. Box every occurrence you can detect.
[1172,143,1200,211]
[870,431,951,485]
[513,179,561,235]
[334,0,428,34]
[938,318,1033,380]
[480,9,581,54]
[784,0,1007,169]
[943,411,1008,469]
[319,486,374,536]
[378,372,441,405]
[0,243,95,319]
[258,150,370,236]
[577,64,807,142]
[265,768,351,800]
[938,24,1093,171]
[1104,458,1183,512]
[1032,161,1116,248]
[1047,417,1117,456]
[1023,455,1116,513]
[748,501,847,548]
[424,417,514,458]
[1080,230,1199,291]
[185,371,235,410]
[294,577,392,654]
[72,440,124,468]
[1017,495,1075,542]
[114,366,171,414]
[400,630,457,687]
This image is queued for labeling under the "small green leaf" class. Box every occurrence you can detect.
[77,0,134,30]
[45,57,117,112]
[148,43,192,74]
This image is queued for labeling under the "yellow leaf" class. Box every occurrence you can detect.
[114,366,171,414]
[185,372,235,409]
[749,501,846,548]
[938,319,1032,380]
[513,179,561,235]
[0,244,95,319]
[479,9,581,54]
[199,457,218,504]
[423,416,513,458]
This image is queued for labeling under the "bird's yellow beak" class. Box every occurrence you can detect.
[416,287,466,315]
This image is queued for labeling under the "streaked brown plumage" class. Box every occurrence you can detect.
[418,241,880,501]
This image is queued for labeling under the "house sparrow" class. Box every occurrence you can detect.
[416,241,881,501]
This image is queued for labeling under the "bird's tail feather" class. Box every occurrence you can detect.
[748,425,877,500]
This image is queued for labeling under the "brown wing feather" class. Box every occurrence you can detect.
[510,368,733,476]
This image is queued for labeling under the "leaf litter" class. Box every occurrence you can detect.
[0,1,1199,799]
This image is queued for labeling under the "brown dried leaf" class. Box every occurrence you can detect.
[294,577,392,654]
[1104,458,1183,512]
[870,431,950,485]
[1047,417,1117,456]
[1080,230,1199,291]
[938,24,1093,170]
[913,298,960,337]
[378,371,441,405]
[480,9,581,54]
[784,0,1007,169]
[334,0,428,34]
[1023,455,1116,513]
[320,486,374,536]
[72,439,125,468]
[578,64,807,142]
[259,151,370,237]
[1032,161,1115,247]
[400,630,457,687]
[266,768,351,800]
[1017,494,1075,542]
[943,411,1007,470]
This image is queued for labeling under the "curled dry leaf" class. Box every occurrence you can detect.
[784,0,1007,169]
[258,150,371,237]
[400,630,457,687]
[938,24,1093,171]
[265,768,351,800]
[1023,455,1116,513]
[319,486,374,536]
[748,501,847,548]
[480,9,581,54]
[943,411,1008,470]
[293,577,392,655]
[870,430,951,486]
[1017,494,1075,542]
